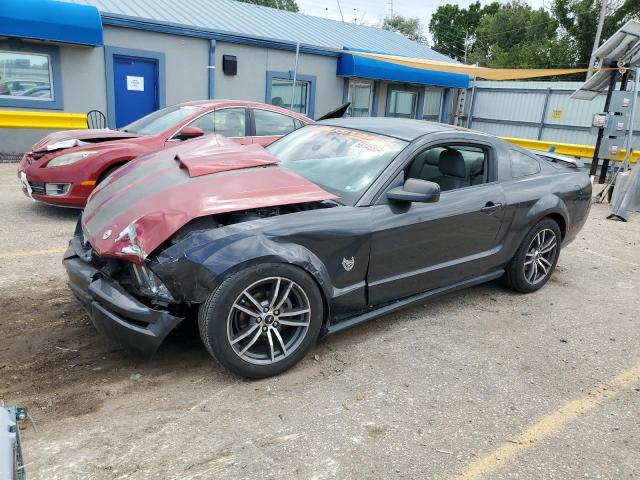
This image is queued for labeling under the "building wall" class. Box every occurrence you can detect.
[0,27,211,159]
[103,26,210,106]
[214,42,344,118]
[0,40,106,159]
[464,80,640,151]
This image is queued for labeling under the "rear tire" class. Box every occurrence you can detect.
[198,263,323,378]
[502,218,561,293]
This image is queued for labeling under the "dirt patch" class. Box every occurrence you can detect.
[0,284,208,423]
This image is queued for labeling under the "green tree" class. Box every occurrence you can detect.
[382,15,428,45]
[428,2,500,62]
[473,1,572,69]
[552,0,640,68]
[237,0,298,12]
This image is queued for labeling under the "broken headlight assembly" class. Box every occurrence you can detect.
[130,263,175,302]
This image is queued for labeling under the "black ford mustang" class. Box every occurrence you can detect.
[64,118,592,378]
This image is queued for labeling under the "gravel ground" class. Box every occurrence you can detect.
[0,162,638,480]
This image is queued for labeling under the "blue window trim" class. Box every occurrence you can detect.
[371,81,378,117]
[384,83,424,119]
[104,46,166,129]
[208,39,216,99]
[441,88,451,124]
[265,70,316,119]
[342,77,349,104]
[0,41,63,110]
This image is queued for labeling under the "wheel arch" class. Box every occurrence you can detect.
[96,157,135,183]
[526,194,569,240]
[502,194,569,264]
[545,211,567,240]
[212,255,332,324]
[154,234,334,320]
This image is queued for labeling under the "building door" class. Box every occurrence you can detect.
[113,55,158,128]
[385,86,421,119]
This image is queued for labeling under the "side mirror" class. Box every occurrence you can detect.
[177,126,205,140]
[386,178,440,203]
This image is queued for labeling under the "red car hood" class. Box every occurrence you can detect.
[82,135,336,264]
[31,129,140,152]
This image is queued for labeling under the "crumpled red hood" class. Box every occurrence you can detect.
[31,129,140,152]
[82,135,336,263]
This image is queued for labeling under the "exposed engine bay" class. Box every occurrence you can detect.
[170,200,339,245]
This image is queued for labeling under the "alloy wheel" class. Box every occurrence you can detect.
[524,228,558,285]
[227,277,311,365]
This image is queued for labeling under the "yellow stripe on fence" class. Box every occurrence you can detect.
[0,110,87,130]
[501,136,639,163]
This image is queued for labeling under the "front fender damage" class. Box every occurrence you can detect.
[151,225,333,306]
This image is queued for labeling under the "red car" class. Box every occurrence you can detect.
[18,100,312,208]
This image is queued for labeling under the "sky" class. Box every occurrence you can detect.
[295,0,546,35]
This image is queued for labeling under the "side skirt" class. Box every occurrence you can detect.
[324,269,504,336]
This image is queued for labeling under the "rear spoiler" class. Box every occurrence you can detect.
[315,102,351,121]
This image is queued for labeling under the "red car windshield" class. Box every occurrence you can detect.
[120,105,202,135]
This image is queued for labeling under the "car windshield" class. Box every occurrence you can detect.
[120,105,202,135]
[267,125,408,205]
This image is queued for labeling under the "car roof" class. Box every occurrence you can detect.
[314,117,472,142]
[176,99,312,122]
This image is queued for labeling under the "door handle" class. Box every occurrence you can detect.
[481,201,503,213]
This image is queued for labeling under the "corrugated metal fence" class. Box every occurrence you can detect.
[462,80,640,153]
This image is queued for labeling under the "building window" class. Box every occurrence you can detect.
[0,50,53,101]
[270,78,309,114]
[422,89,442,122]
[266,71,316,118]
[0,42,62,110]
[387,89,418,118]
[348,80,373,117]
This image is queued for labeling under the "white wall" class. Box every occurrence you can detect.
[104,26,210,106]
[214,42,344,118]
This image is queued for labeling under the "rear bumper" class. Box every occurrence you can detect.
[63,245,183,357]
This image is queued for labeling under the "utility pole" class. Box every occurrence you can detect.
[336,0,344,22]
[587,0,608,79]
[464,31,469,64]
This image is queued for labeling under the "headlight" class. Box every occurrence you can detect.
[47,151,98,167]
[130,264,175,302]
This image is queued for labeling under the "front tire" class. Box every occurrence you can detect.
[503,218,561,293]
[97,163,124,184]
[198,263,323,378]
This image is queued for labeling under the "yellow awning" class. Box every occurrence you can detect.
[344,50,596,81]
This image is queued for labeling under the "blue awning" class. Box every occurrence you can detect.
[0,0,103,46]
[337,51,469,89]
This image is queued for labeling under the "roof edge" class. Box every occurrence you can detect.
[101,13,339,57]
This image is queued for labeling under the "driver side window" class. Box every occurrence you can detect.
[405,144,489,192]
[189,111,216,134]
[182,108,247,138]
[214,108,246,137]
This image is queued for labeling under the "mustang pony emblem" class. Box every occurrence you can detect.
[342,257,355,271]
[102,229,112,240]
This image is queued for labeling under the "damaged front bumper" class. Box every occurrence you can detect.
[63,239,183,357]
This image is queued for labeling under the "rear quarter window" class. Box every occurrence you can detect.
[510,150,541,178]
